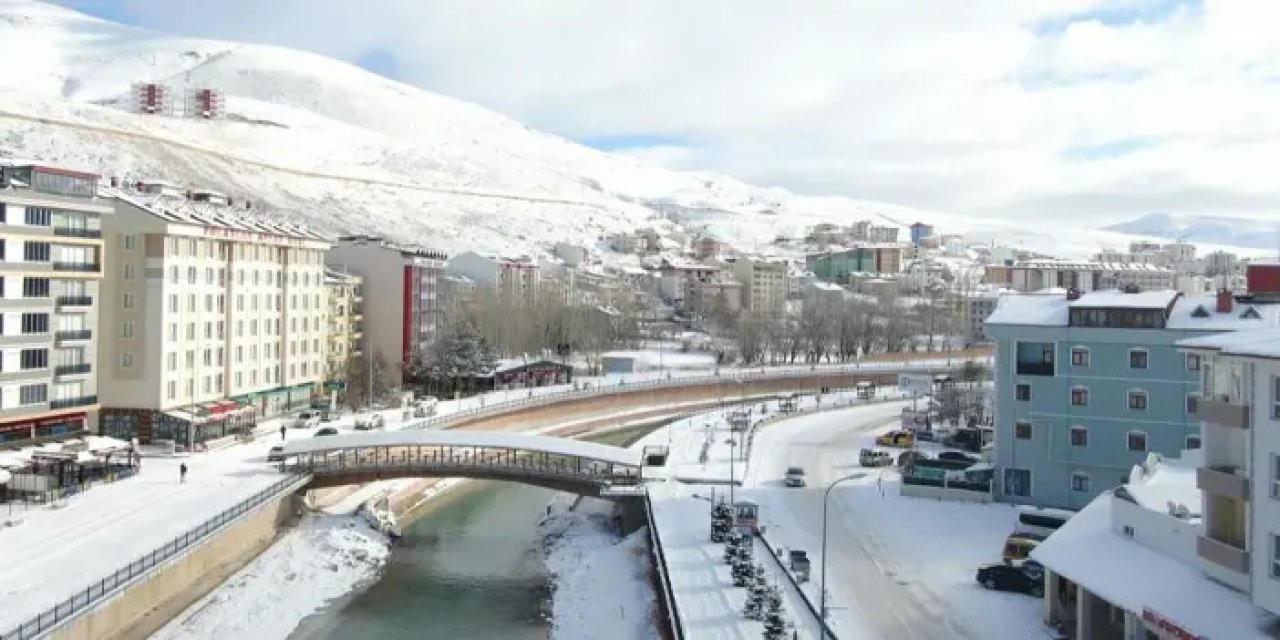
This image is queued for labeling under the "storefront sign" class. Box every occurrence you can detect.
[1142,608,1205,640]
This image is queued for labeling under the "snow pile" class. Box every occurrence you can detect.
[541,510,658,640]
[150,515,390,640]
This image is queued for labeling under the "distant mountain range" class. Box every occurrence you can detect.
[1105,213,1280,252]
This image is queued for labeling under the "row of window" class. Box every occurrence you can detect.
[1003,468,1116,497]
[163,292,323,314]
[153,237,324,265]
[1013,420,1201,452]
[161,318,324,343]
[162,265,326,289]
[1062,346,1202,372]
[158,361,321,400]
[1016,383,1155,410]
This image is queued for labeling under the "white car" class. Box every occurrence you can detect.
[291,410,322,428]
[784,466,807,488]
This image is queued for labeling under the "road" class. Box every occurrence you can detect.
[744,403,976,640]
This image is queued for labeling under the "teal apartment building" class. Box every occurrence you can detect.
[985,288,1278,510]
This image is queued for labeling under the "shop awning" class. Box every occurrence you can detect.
[163,410,207,424]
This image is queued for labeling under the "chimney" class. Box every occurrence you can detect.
[1217,288,1234,314]
[1066,287,1081,301]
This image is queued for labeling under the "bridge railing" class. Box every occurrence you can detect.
[0,473,311,640]
[410,358,974,433]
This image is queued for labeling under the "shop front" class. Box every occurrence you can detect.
[100,402,256,448]
[0,412,88,444]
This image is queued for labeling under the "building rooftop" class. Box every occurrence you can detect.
[1179,326,1280,359]
[105,185,327,242]
[1032,491,1269,639]
[987,290,1280,329]
[1119,451,1202,520]
[1013,260,1172,272]
[1070,290,1179,309]
[337,234,447,259]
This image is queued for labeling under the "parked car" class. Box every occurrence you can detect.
[789,550,810,582]
[875,430,915,448]
[937,450,980,465]
[975,562,1043,597]
[319,408,337,423]
[859,448,893,467]
[314,427,339,437]
[267,445,286,462]
[784,466,807,487]
[291,410,322,429]
[353,413,386,431]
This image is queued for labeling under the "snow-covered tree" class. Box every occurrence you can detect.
[422,318,499,387]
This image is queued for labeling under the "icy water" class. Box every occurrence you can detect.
[290,424,657,640]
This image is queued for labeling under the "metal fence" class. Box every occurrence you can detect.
[644,490,685,640]
[755,531,838,639]
[409,360,968,434]
[0,473,310,640]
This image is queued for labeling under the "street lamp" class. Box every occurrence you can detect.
[820,474,864,636]
[726,436,737,506]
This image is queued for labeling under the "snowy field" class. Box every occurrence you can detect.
[638,399,1052,640]
[150,516,390,640]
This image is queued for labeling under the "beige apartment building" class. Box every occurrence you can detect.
[732,257,790,314]
[324,267,363,388]
[97,182,331,447]
[0,163,109,444]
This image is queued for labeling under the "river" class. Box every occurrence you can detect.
[289,423,659,640]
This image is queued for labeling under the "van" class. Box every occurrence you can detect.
[784,466,807,487]
[291,410,322,428]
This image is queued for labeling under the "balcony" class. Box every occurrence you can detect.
[55,329,93,343]
[52,227,102,239]
[1015,361,1054,376]
[49,395,98,410]
[55,295,93,310]
[52,262,101,273]
[1197,466,1250,501]
[54,363,92,377]
[1197,396,1250,429]
[1198,535,1250,575]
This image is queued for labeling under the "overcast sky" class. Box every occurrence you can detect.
[53,0,1280,223]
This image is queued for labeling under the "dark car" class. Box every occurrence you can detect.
[937,450,980,464]
[314,427,339,437]
[976,562,1043,597]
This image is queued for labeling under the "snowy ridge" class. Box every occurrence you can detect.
[0,0,1255,259]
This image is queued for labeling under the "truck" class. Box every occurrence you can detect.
[789,550,811,582]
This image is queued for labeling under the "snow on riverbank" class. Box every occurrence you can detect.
[151,515,390,640]
[541,508,658,640]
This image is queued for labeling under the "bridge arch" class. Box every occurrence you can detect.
[279,431,645,497]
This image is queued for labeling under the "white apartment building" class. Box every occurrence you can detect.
[98,184,331,447]
[0,163,109,444]
[328,236,446,386]
[1007,260,1174,293]
[731,257,790,314]
[1180,326,1280,619]
[446,250,539,299]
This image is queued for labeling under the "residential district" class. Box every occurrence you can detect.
[3,159,1280,640]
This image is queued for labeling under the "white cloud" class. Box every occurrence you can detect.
[55,0,1280,222]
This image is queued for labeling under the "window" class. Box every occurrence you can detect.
[169,295,178,313]
[236,346,243,363]
[1272,375,1280,420]
[1015,421,1032,440]
[186,323,195,340]
[23,241,49,262]
[1272,455,1280,499]
[187,294,195,312]
[1070,473,1090,493]
[1122,525,1135,538]
[122,321,134,338]
[1003,468,1031,497]
[20,313,48,334]
[1128,390,1148,410]
[123,234,137,251]
[167,353,177,371]
[1186,393,1198,415]
[23,207,51,226]
[1070,426,1088,447]
[169,266,178,284]
[1272,534,1280,580]
[185,351,194,368]
[1127,431,1148,452]
[1185,435,1201,450]
[123,263,135,280]
[121,352,133,368]
[19,383,47,405]
[1071,387,1089,406]
[167,381,176,400]
[22,278,49,298]
[20,349,47,370]
[123,293,136,309]
[1015,384,1031,401]
[1129,349,1149,369]
[1186,354,1201,371]
[168,323,177,343]
[1071,347,1089,367]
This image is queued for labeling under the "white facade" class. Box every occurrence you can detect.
[1008,260,1174,293]
[99,189,330,424]
[731,258,790,314]
[867,225,899,243]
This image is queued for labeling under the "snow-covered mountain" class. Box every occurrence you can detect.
[1105,213,1280,252]
[0,0,1259,261]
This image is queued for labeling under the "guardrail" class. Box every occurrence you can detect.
[0,473,311,640]
[755,532,838,639]
[742,390,913,471]
[410,359,975,434]
[644,489,685,640]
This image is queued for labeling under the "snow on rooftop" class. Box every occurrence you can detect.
[1166,295,1280,331]
[278,430,641,467]
[1068,289,1179,309]
[984,292,1069,326]
[1121,451,1202,518]
[1178,326,1280,358]
[1032,492,1269,639]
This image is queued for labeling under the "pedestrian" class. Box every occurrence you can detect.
[877,475,883,497]
[280,425,287,441]
[179,462,188,484]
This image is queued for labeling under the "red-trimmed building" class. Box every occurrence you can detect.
[327,236,446,386]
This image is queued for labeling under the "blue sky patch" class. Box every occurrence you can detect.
[1034,0,1201,35]
[580,134,686,151]
[1062,137,1157,160]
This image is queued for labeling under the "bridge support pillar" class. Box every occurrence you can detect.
[617,497,648,535]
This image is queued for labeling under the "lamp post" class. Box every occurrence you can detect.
[820,474,864,636]
[726,436,737,506]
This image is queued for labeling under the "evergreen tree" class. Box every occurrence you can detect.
[425,318,499,390]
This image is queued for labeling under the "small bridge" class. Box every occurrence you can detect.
[278,431,646,497]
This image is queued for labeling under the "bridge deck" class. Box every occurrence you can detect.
[279,429,641,466]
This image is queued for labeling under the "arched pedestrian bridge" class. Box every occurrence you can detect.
[278,431,646,497]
